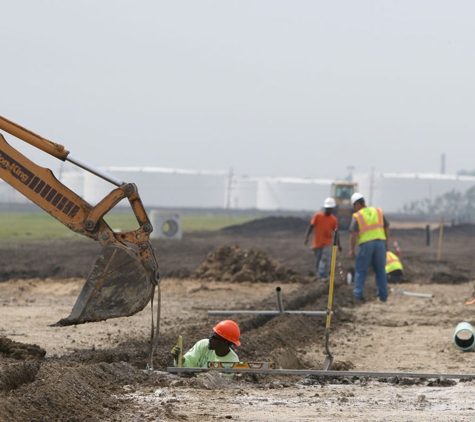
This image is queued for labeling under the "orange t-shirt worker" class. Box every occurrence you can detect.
[309,212,338,248]
[304,197,340,280]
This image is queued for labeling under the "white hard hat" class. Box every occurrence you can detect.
[351,192,364,205]
[323,197,336,208]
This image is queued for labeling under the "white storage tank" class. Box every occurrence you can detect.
[256,177,333,211]
[230,176,259,209]
[58,169,85,198]
[83,166,229,209]
[0,180,30,204]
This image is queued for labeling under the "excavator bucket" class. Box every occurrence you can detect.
[0,115,160,327]
[52,243,154,326]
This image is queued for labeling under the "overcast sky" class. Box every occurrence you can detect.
[2,1,474,180]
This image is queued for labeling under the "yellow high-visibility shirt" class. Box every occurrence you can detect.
[353,207,386,244]
[386,251,403,273]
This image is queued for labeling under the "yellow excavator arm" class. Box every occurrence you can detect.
[0,115,160,326]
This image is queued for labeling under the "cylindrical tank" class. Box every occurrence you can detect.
[83,166,228,208]
[256,177,332,211]
[231,177,259,209]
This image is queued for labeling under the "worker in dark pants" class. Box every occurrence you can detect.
[349,193,390,302]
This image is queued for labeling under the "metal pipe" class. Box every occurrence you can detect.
[276,286,284,313]
[208,286,328,317]
[167,367,475,380]
[394,289,434,298]
[66,154,124,187]
[0,114,125,187]
[207,310,327,316]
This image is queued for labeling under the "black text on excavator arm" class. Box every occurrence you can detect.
[0,115,160,326]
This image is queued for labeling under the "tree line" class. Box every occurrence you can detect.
[401,186,475,224]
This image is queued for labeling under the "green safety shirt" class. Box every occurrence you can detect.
[182,339,239,368]
[353,207,386,244]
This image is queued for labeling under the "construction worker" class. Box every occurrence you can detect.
[171,320,241,369]
[386,250,404,283]
[349,193,390,302]
[304,197,342,281]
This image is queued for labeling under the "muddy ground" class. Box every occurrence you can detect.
[2,216,475,421]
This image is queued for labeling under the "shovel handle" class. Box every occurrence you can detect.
[177,335,183,368]
[325,230,339,329]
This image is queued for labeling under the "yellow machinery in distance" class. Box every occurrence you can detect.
[330,181,359,230]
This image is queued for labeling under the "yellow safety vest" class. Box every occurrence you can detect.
[386,251,403,273]
[353,207,386,244]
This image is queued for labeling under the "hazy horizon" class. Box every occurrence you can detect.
[2,1,474,181]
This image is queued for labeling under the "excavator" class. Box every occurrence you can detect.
[0,115,160,328]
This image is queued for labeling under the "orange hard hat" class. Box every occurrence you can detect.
[213,320,241,346]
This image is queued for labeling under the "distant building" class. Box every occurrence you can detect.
[2,167,475,215]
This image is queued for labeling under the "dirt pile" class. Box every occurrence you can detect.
[0,336,177,422]
[0,360,162,422]
[0,336,46,361]
[221,216,310,235]
[431,271,470,284]
[194,245,309,283]
[0,338,45,394]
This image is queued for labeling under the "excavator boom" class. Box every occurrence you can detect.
[0,115,159,326]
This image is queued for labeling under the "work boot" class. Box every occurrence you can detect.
[353,296,366,303]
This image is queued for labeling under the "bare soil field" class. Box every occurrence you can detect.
[2,217,475,421]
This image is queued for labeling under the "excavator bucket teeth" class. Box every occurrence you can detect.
[52,244,153,326]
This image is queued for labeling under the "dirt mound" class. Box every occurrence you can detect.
[0,360,164,422]
[221,216,309,235]
[0,336,46,361]
[442,223,475,236]
[0,337,46,395]
[0,361,41,393]
[195,245,309,283]
[430,271,470,284]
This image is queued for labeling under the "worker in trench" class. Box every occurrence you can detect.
[386,250,405,283]
[171,320,241,372]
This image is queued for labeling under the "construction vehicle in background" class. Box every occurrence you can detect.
[330,181,359,229]
[0,115,160,327]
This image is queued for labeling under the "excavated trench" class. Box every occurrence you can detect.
[0,278,357,422]
[3,220,475,421]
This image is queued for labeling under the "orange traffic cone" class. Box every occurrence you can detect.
[392,238,402,256]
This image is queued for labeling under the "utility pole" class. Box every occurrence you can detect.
[346,166,355,181]
[368,167,375,206]
[225,167,233,209]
